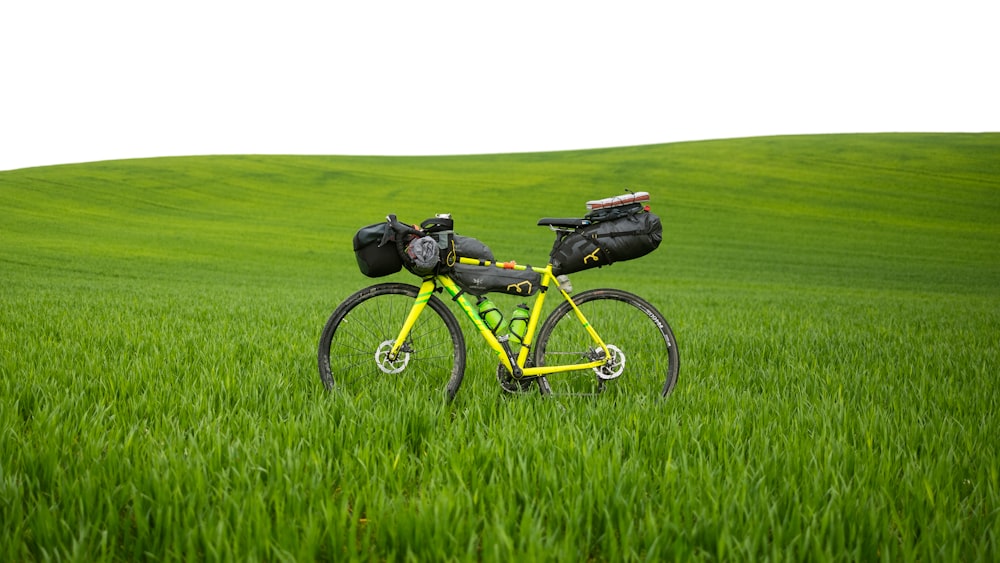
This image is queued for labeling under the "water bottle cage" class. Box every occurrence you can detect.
[476,299,504,334]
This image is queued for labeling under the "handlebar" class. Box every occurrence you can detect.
[386,214,424,239]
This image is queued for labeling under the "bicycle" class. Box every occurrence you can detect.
[317,192,679,401]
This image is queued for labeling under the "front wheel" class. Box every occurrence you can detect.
[318,283,466,401]
[533,288,679,398]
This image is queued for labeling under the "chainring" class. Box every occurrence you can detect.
[496,362,536,394]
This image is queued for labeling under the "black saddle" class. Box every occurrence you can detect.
[537,217,590,229]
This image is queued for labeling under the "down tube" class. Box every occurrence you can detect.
[436,275,513,370]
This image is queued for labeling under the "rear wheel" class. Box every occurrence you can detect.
[533,288,679,397]
[318,283,466,401]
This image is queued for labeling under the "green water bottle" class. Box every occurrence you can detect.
[477,296,505,334]
[508,303,530,344]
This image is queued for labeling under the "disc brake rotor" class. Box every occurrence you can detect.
[594,344,625,380]
[375,340,410,374]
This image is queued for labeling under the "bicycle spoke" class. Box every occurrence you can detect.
[318,283,466,400]
[534,289,678,398]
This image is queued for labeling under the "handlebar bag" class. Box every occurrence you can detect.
[549,211,662,276]
[401,234,494,277]
[353,223,403,278]
[402,236,441,276]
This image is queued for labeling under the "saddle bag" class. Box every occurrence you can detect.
[354,222,403,278]
[549,210,662,276]
[452,264,541,296]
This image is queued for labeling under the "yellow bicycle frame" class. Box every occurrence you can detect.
[388,257,611,378]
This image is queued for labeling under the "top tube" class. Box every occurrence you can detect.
[455,256,549,273]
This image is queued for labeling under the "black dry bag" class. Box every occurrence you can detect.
[549,211,662,276]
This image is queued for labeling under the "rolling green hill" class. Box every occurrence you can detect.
[2,133,998,560]
[5,133,998,295]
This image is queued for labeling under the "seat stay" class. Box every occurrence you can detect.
[532,282,612,375]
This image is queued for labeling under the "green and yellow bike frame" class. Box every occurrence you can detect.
[386,257,611,379]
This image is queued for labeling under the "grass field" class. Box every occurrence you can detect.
[2,133,999,560]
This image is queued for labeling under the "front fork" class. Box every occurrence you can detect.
[387,279,436,360]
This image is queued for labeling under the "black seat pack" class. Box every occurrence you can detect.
[549,210,662,276]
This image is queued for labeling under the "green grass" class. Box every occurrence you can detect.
[2,133,999,560]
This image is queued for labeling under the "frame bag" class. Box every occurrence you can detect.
[549,210,662,276]
[451,264,541,296]
[353,223,403,278]
[446,229,536,295]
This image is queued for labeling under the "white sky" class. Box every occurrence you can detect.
[1,1,997,171]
